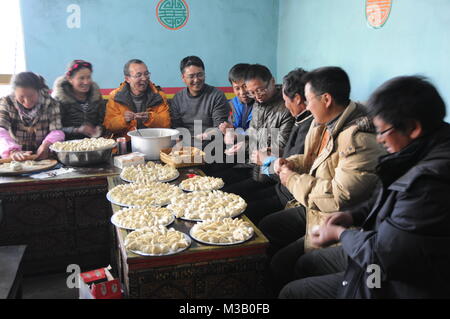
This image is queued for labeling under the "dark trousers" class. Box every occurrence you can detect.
[279,246,347,299]
[258,206,307,295]
[244,190,284,225]
[259,206,307,254]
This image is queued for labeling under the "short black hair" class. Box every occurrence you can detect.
[228,63,250,84]
[244,64,273,84]
[283,68,308,100]
[367,75,446,134]
[124,59,145,76]
[12,72,48,91]
[180,56,204,74]
[302,66,351,106]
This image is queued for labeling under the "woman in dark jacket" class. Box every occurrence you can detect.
[52,60,106,140]
[279,75,450,299]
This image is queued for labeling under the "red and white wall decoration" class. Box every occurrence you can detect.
[366,0,392,29]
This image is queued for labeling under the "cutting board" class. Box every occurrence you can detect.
[0,159,58,176]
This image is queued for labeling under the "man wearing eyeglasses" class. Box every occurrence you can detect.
[258,66,385,295]
[104,59,171,139]
[279,75,450,299]
[214,64,294,201]
[224,64,294,158]
[169,56,229,142]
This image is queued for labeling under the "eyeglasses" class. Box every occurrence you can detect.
[247,82,270,98]
[184,72,205,80]
[129,71,151,79]
[305,93,324,106]
[376,126,395,137]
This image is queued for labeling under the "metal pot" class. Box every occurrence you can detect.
[127,128,180,160]
[49,142,116,167]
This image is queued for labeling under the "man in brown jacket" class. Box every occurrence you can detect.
[259,66,385,295]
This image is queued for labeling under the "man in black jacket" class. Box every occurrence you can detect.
[280,75,450,299]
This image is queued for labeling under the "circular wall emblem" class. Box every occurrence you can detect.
[366,0,392,29]
[157,0,189,30]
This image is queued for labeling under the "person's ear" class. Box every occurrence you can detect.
[294,93,302,105]
[124,76,131,84]
[322,92,333,108]
[409,120,423,139]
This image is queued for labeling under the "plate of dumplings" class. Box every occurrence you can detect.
[178,175,224,192]
[124,226,191,256]
[111,206,175,230]
[106,182,182,207]
[190,218,254,246]
[120,162,179,184]
[167,190,247,222]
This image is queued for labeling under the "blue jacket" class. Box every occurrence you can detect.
[228,97,253,131]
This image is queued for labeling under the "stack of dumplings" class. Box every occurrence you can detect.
[179,175,224,191]
[108,182,182,207]
[121,162,178,183]
[167,190,247,220]
[191,218,254,244]
[112,206,174,229]
[51,137,115,151]
[125,226,190,255]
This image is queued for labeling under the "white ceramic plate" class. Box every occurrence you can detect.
[110,212,175,231]
[128,233,191,256]
[106,191,171,208]
[120,170,180,184]
[189,227,253,246]
[178,183,224,192]
[175,207,246,223]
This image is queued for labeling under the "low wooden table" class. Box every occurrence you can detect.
[0,162,120,275]
[108,170,270,299]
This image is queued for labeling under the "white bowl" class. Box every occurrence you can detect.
[127,128,180,160]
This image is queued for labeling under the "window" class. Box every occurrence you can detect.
[0,0,26,96]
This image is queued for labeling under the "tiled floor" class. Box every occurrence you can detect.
[22,272,78,299]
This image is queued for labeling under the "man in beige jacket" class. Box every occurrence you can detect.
[259,66,385,295]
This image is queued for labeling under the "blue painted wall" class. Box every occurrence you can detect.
[277,0,450,122]
[19,0,279,89]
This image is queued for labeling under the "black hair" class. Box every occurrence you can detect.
[180,56,205,74]
[12,72,48,91]
[302,66,350,106]
[66,60,93,77]
[367,75,446,134]
[244,64,273,83]
[228,63,250,84]
[282,68,308,100]
[123,59,145,76]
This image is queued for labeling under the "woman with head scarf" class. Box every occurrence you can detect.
[52,60,105,140]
